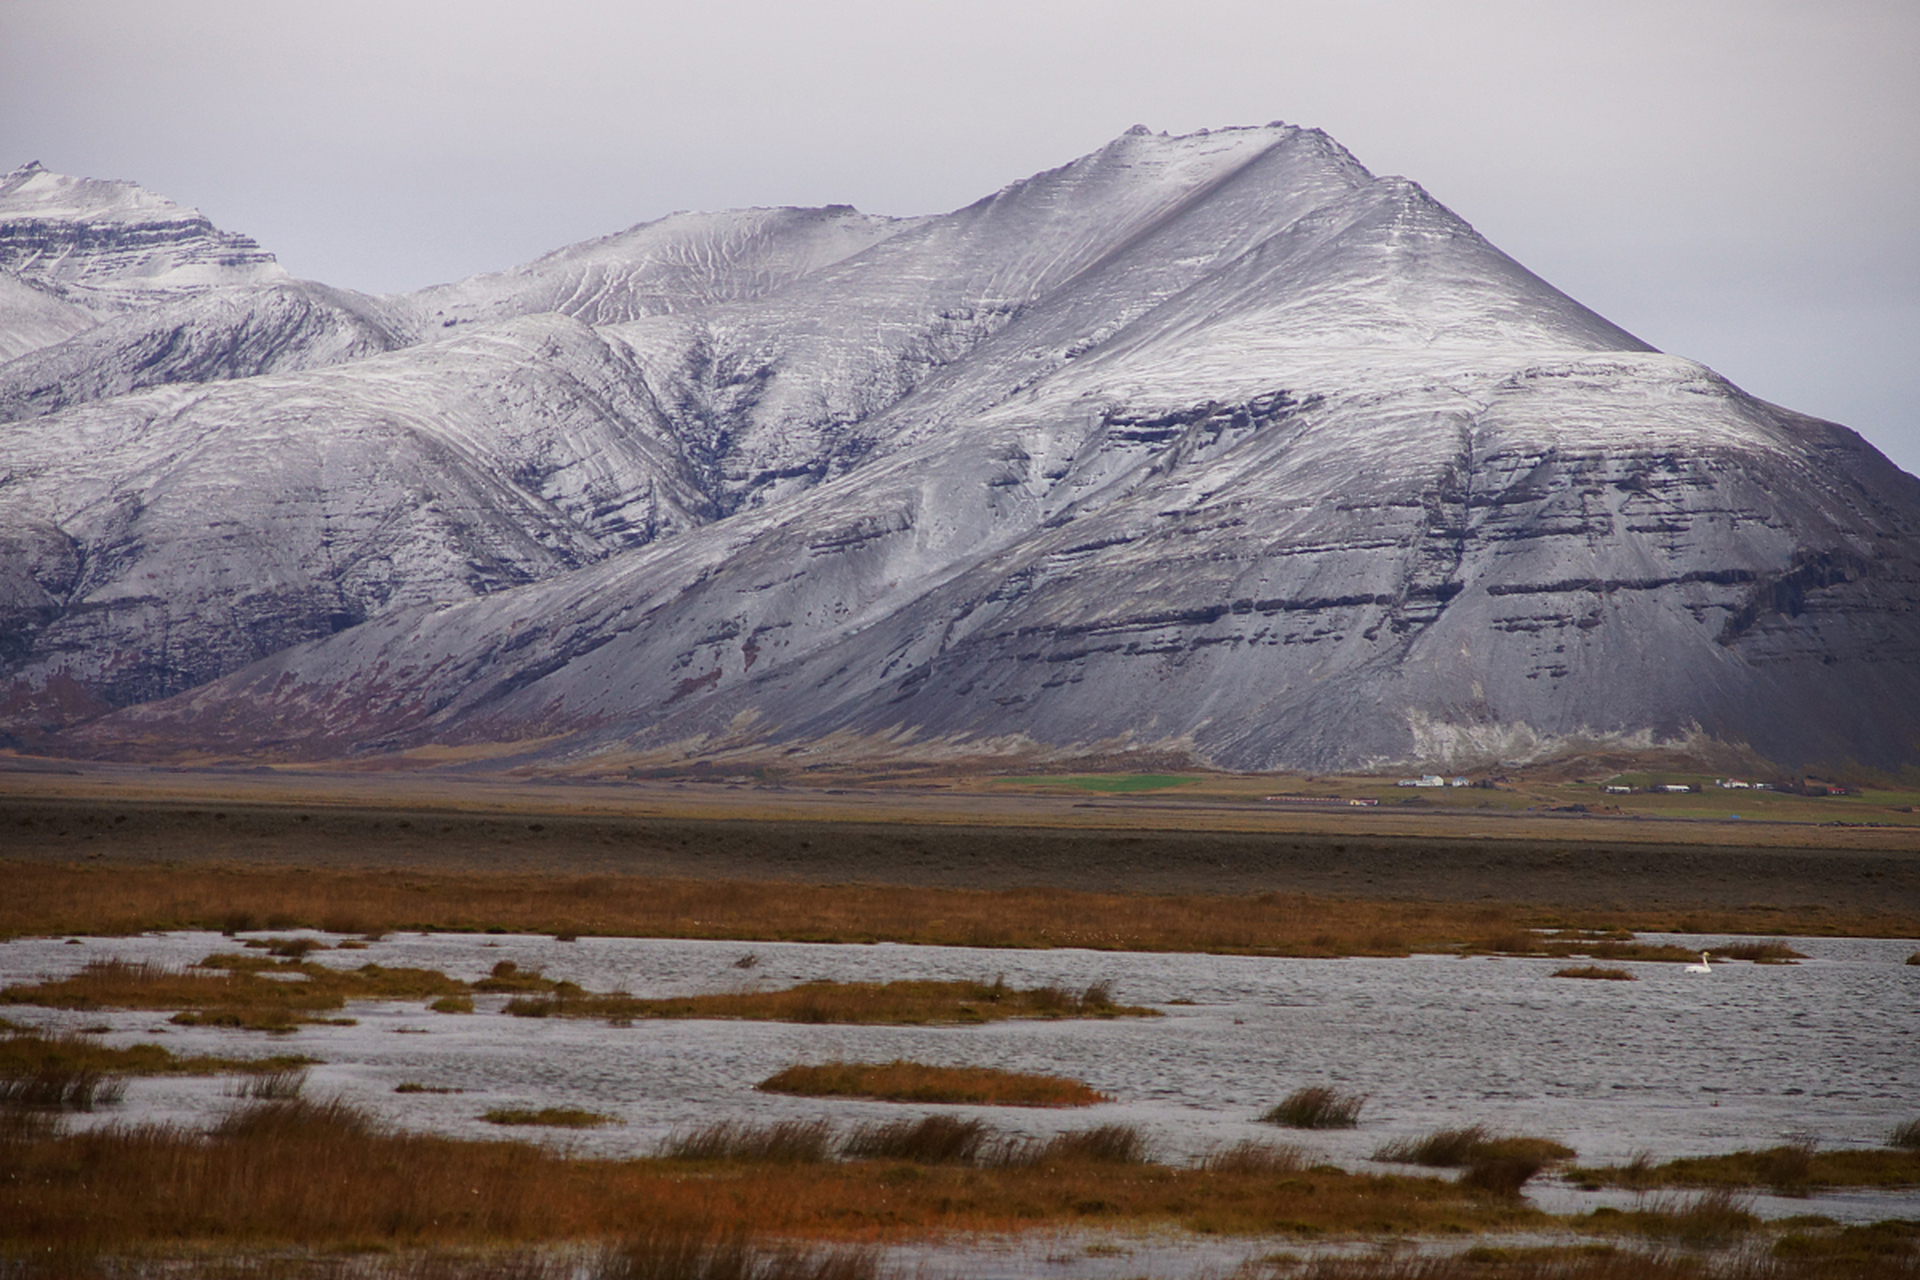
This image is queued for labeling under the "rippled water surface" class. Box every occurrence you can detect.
[4,929,1916,1226]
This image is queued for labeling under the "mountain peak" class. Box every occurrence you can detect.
[0,163,285,302]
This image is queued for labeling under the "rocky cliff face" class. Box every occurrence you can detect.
[5,128,1918,770]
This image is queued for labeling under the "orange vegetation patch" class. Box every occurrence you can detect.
[0,1026,314,1080]
[758,1060,1107,1107]
[1,859,1905,958]
[0,1098,1542,1250]
[0,955,469,1031]
[1551,966,1636,981]
[508,977,1155,1025]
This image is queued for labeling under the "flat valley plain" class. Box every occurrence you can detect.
[3,758,1917,940]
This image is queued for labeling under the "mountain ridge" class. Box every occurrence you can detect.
[4,126,1917,773]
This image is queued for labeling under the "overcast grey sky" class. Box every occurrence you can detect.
[5,0,1916,471]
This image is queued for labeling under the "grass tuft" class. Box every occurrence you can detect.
[1376,1125,1492,1166]
[227,1068,308,1101]
[1753,1139,1819,1195]
[1578,1187,1760,1246]
[841,1114,994,1164]
[1712,940,1807,964]
[212,1094,381,1143]
[1019,1123,1152,1166]
[1551,966,1636,981]
[661,1119,834,1164]
[1374,1126,1574,1168]
[1196,1139,1310,1174]
[1459,1154,1548,1197]
[1891,1117,1920,1150]
[1261,1086,1366,1129]
[483,1107,617,1129]
[1569,1141,1919,1193]
[599,1226,879,1280]
[0,1063,125,1112]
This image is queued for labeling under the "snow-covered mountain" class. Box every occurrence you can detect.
[5,127,1918,771]
[0,161,286,308]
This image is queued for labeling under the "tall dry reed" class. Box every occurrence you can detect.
[1262,1086,1366,1129]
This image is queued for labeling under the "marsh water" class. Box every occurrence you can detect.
[3,928,1916,1236]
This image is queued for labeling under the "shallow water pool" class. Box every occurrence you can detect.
[3,928,1915,1225]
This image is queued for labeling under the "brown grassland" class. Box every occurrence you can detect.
[7,1100,1917,1275]
[2,861,1902,961]
[0,1097,1544,1250]
[0,959,1154,1031]
[0,1024,314,1080]
[1571,1143,1920,1194]
[756,1060,1108,1106]
[0,954,470,1032]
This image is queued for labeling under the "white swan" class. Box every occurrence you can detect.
[1686,951,1712,973]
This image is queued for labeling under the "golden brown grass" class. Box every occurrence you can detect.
[482,1107,617,1129]
[1552,965,1636,980]
[1374,1126,1577,1168]
[756,1060,1107,1107]
[1571,1142,1920,1193]
[0,1097,1547,1251]
[839,1114,993,1164]
[473,960,581,995]
[1574,1188,1761,1247]
[0,955,469,1030]
[5,860,1894,959]
[1261,1086,1366,1129]
[1195,1138,1311,1174]
[508,978,1155,1025]
[3,959,1148,1032]
[1714,940,1808,964]
[662,1119,837,1164]
[0,1026,315,1080]
[1771,1220,1920,1275]
[600,1228,879,1280]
